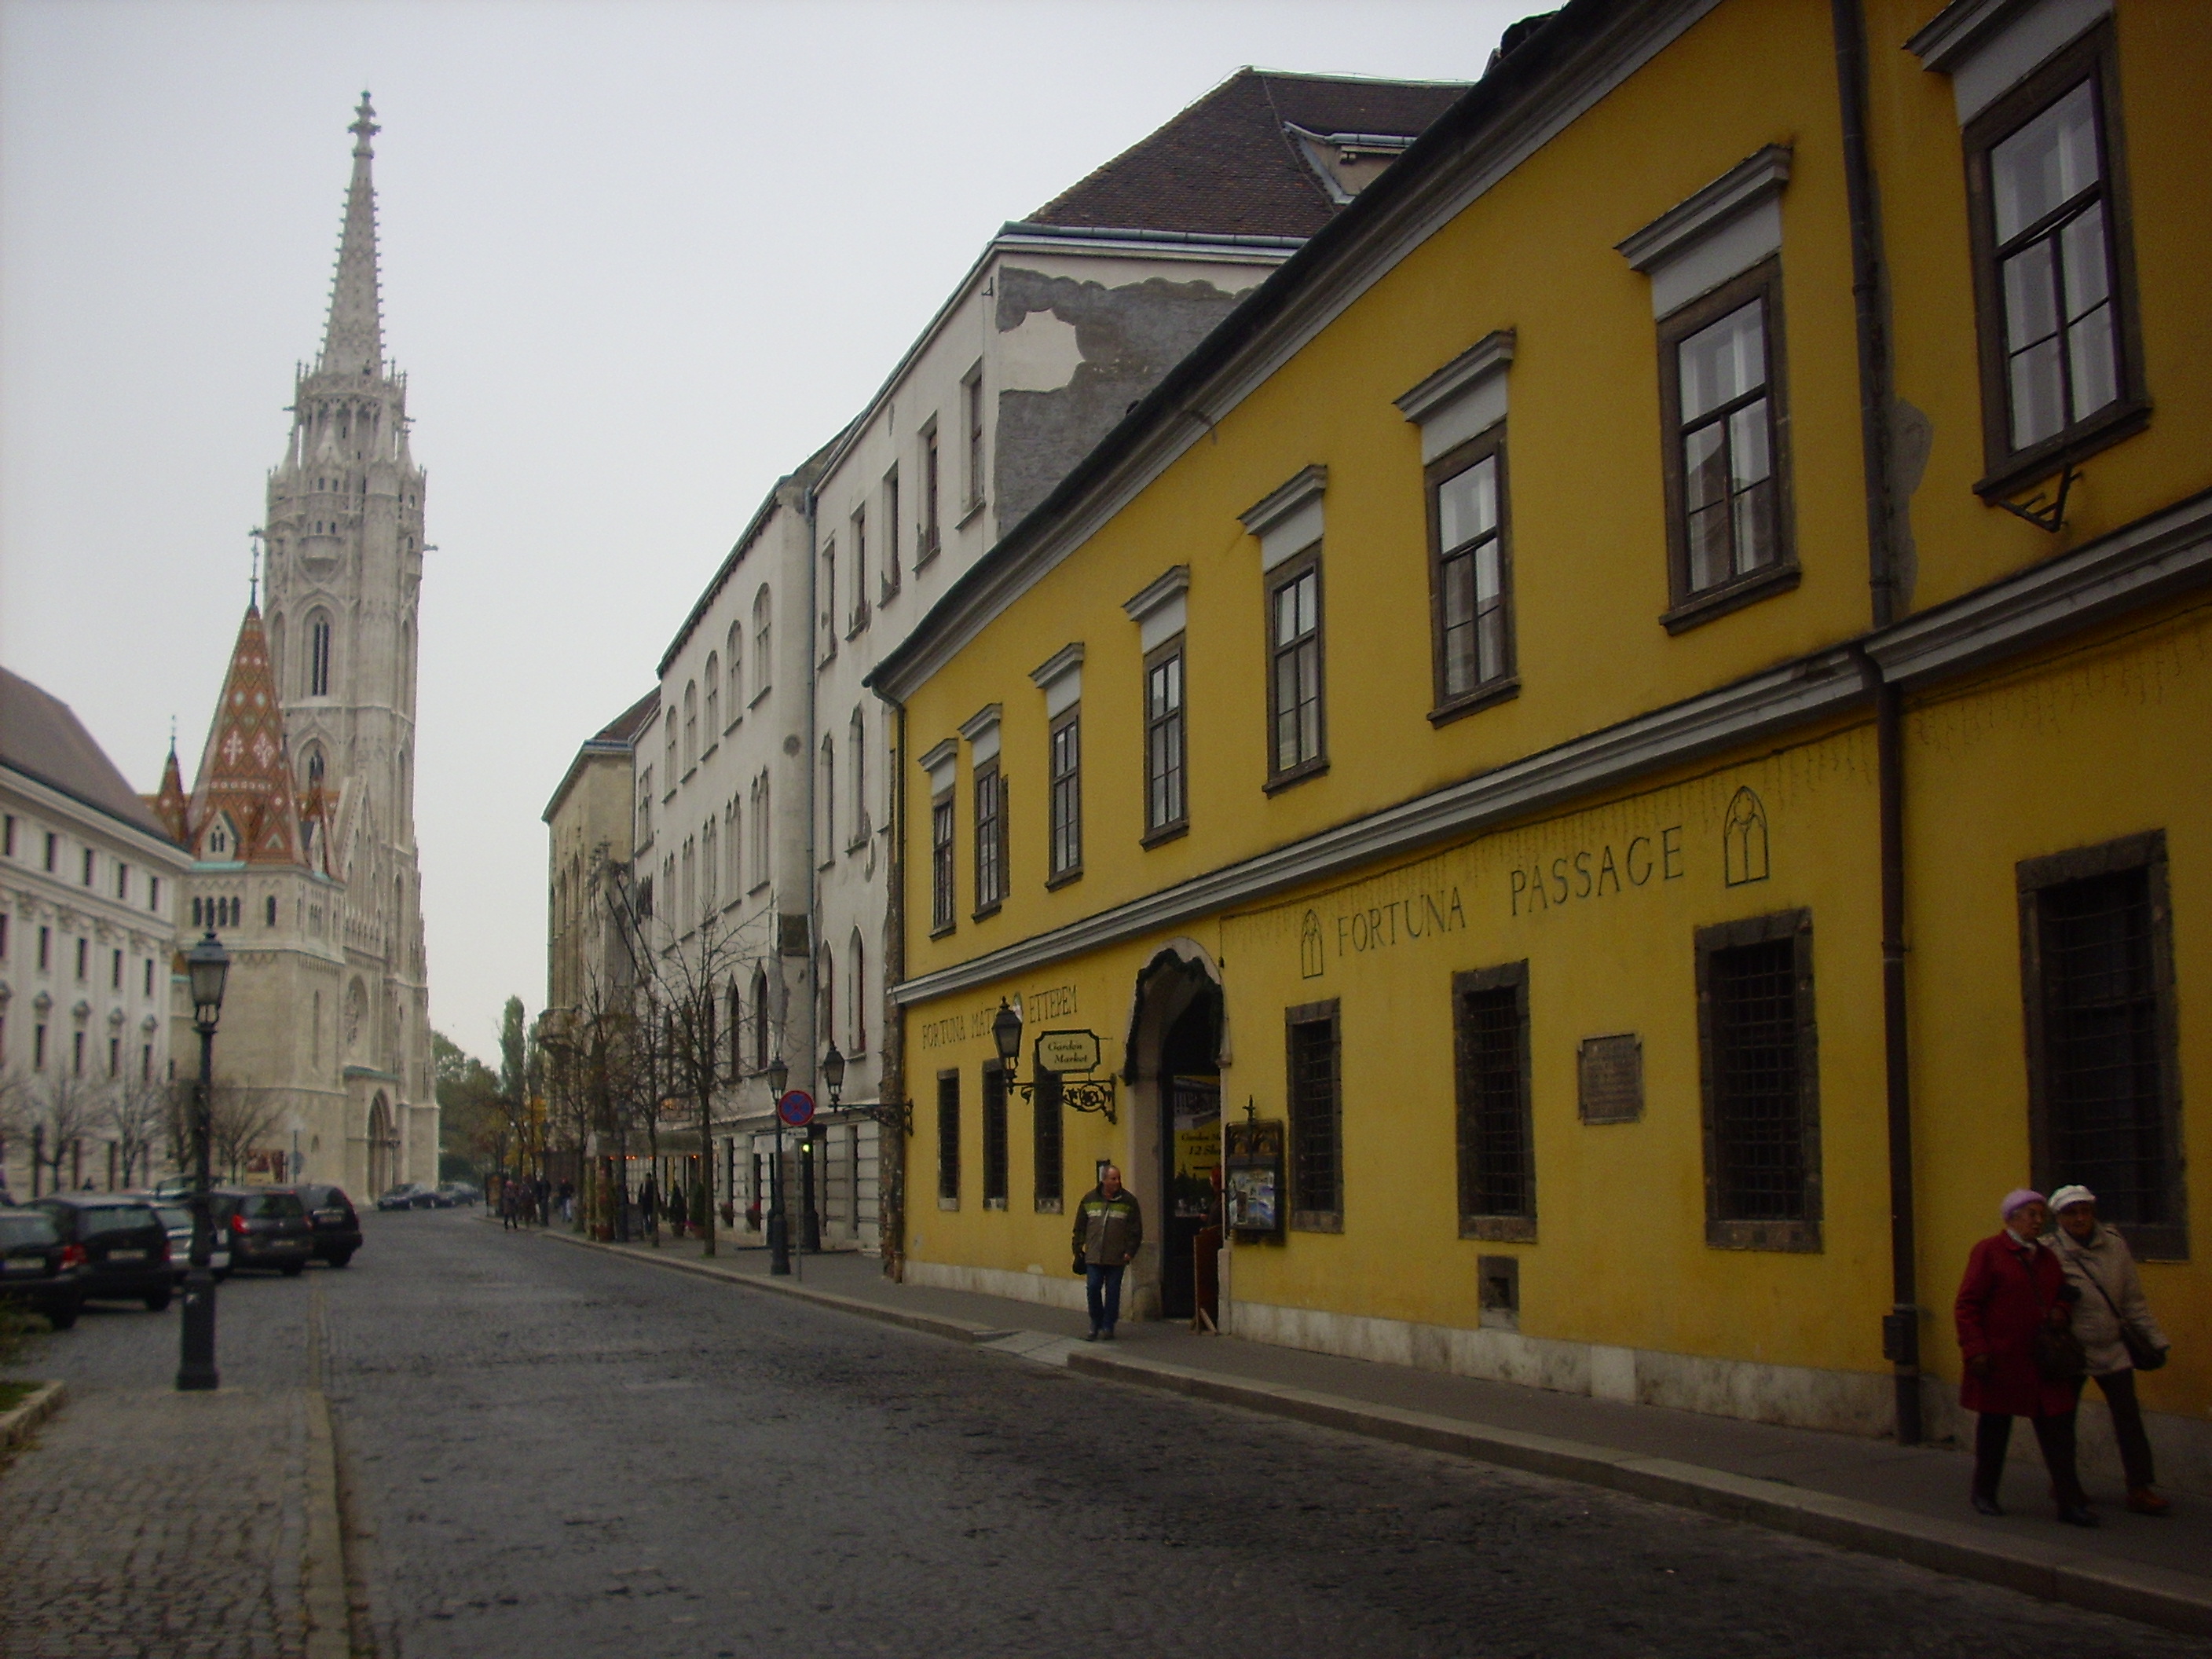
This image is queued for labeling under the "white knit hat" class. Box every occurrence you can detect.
[2049,1184,2097,1214]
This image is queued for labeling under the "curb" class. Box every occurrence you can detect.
[0,1379,65,1453]
[536,1226,1017,1348]
[1064,1347,2212,1639]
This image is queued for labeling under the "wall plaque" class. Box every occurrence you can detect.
[1578,1033,1643,1124]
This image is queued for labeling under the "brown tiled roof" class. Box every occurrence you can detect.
[1029,69,1470,239]
[595,690,661,747]
[0,665,178,843]
[185,606,309,866]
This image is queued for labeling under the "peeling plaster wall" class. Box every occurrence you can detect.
[992,267,1249,530]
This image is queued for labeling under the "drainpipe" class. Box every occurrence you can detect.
[878,695,909,1280]
[1833,0,1921,1445]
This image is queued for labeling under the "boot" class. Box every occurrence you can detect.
[2126,1488,2171,1516]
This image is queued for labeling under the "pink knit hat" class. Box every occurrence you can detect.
[2000,1188,2045,1221]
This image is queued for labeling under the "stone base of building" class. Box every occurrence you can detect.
[1224,1295,2211,1497]
[905,1258,1094,1314]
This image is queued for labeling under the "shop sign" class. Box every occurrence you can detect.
[1225,1118,1284,1238]
[1035,1029,1101,1075]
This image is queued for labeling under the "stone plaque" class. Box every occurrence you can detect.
[1578,1033,1643,1124]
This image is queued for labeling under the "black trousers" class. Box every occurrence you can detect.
[2081,1368,2158,1489]
[1974,1408,2086,1507]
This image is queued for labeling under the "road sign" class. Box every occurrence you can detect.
[776,1089,816,1129]
[1035,1029,1101,1075]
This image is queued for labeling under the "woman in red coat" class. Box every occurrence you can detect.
[1954,1189,2093,1525]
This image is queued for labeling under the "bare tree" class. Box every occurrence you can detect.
[104,1073,170,1187]
[207,1083,287,1182]
[29,1071,104,1192]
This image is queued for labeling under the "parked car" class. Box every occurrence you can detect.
[0,1207,82,1329]
[281,1183,361,1267]
[375,1183,446,1210]
[31,1196,173,1310]
[137,1198,233,1281]
[436,1182,481,1207]
[150,1174,195,1200]
[211,1188,314,1276]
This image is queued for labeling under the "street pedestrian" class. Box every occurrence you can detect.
[640,1174,660,1243]
[500,1179,518,1231]
[1954,1188,2094,1525]
[2045,1185,2174,1516]
[559,1180,575,1224]
[535,1175,551,1227]
[1071,1165,1142,1342]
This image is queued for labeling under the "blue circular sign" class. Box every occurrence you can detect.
[776,1089,816,1128]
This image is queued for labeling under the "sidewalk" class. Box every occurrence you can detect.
[536,1224,2212,1637]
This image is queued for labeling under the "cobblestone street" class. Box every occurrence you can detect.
[8,1210,2208,1658]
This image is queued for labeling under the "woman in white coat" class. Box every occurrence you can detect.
[2047,1185,2173,1515]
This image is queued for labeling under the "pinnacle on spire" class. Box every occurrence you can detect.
[320,92,385,377]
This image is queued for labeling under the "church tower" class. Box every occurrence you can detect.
[256,94,434,1188]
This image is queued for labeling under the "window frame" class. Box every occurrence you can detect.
[1046,707,1082,888]
[881,465,902,599]
[2016,830,2184,1260]
[1426,425,1519,723]
[1264,547,1328,793]
[1963,19,2148,501]
[847,505,870,637]
[971,758,1006,917]
[1656,258,1798,634]
[1453,961,1536,1241]
[961,365,986,519]
[1694,908,1822,1252]
[1285,998,1342,1232]
[1141,636,1188,846]
[936,1068,961,1207]
[928,789,956,937]
[919,420,943,566]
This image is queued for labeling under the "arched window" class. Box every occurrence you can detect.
[848,928,866,1054]
[753,587,772,698]
[704,654,720,738]
[302,744,325,791]
[726,796,742,897]
[701,815,718,914]
[819,738,835,865]
[683,682,698,772]
[727,980,743,1076]
[680,836,696,932]
[817,943,834,1046]
[664,707,678,786]
[848,707,867,847]
[726,622,743,720]
[307,610,333,697]
[752,967,770,1069]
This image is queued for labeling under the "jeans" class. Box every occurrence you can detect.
[2080,1369,2158,1489]
[1085,1263,1126,1333]
[1975,1408,2086,1507]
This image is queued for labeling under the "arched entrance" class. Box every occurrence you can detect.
[1121,943,1226,1321]
[366,1093,396,1195]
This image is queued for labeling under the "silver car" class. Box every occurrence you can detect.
[141,1198,232,1280]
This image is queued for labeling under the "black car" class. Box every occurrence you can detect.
[280,1183,361,1267]
[0,1207,82,1328]
[31,1196,173,1310]
[212,1188,315,1276]
[375,1183,447,1210]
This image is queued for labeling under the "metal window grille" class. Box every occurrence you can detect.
[936,1072,961,1202]
[2039,868,2163,1225]
[1032,1069,1063,1209]
[1710,937,1805,1221]
[1287,1012,1340,1221]
[1456,984,1529,1218]
[981,1064,1009,1208]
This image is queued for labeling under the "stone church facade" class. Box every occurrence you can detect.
[152,96,434,1193]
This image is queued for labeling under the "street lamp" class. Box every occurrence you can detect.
[801,1042,848,1256]
[822,1041,846,1107]
[176,930,229,1392]
[765,1053,791,1276]
[992,999,1023,1082]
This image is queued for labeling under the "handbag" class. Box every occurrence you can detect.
[2081,1260,2170,1372]
[2033,1319,2088,1382]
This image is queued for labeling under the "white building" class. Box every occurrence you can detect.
[0,668,189,1197]
[636,71,1465,1252]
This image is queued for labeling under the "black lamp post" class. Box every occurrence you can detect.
[176,930,229,1392]
[766,1053,791,1276]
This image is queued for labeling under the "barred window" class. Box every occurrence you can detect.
[2020,833,2182,1258]
[936,1070,961,1206]
[1033,1068,1064,1213]
[981,1063,1009,1210]
[1048,711,1082,883]
[930,792,955,934]
[1454,963,1533,1240]
[1696,910,1820,1251]
[1286,1000,1342,1231]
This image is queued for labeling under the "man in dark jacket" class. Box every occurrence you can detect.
[1072,1166,1142,1341]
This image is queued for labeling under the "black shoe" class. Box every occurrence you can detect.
[1971,1492,2004,1516]
[1081,1330,1100,1342]
[2057,1504,2100,1529]
[1100,1329,1117,1341]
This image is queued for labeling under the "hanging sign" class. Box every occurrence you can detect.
[1034,1029,1102,1075]
[1225,1118,1284,1238]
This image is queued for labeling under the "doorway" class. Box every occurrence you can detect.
[1156,991,1222,1321]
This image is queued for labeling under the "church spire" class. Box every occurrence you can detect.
[319,93,384,377]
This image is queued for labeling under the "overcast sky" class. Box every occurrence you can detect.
[0,0,1527,1059]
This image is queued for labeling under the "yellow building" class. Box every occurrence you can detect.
[870,0,2210,1486]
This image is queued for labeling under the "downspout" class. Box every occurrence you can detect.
[878,694,910,1280]
[1833,0,1921,1445]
